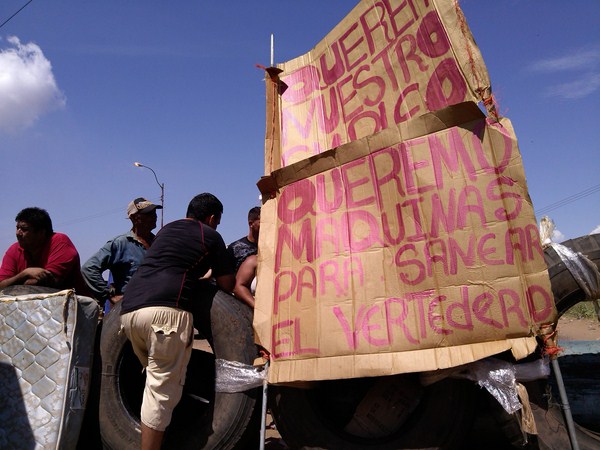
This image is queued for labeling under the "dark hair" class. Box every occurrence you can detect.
[15,207,54,235]
[186,193,223,221]
[248,206,261,221]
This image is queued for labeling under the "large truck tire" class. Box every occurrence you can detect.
[0,285,59,296]
[543,233,600,316]
[538,233,600,448]
[270,374,477,450]
[99,289,260,450]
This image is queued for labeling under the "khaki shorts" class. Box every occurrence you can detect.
[121,306,193,431]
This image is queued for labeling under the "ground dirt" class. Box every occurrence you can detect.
[557,316,600,341]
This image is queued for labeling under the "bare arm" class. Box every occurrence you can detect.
[215,273,235,294]
[233,255,257,308]
[0,267,54,288]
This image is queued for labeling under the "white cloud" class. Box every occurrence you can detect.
[529,48,600,73]
[0,36,66,133]
[591,225,600,235]
[528,46,600,100]
[543,72,600,100]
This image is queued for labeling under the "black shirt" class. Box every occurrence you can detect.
[227,236,258,272]
[121,219,233,314]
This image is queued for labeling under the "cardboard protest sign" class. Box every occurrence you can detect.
[256,104,554,383]
[256,0,555,384]
[265,0,494,173]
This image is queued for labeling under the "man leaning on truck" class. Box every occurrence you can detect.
[0,207,86,292]
[81,197,161,309]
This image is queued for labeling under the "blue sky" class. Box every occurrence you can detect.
[1,0,599,263]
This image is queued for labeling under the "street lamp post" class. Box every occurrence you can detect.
[134,162,164,227]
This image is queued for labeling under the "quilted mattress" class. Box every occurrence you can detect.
[0,289,99,449]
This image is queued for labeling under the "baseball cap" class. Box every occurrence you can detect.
[127,197,162,217]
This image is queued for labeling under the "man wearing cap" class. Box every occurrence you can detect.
[81,197,162,308]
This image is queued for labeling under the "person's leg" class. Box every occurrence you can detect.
[140,307,194,446]
[123,310,163,449]
[121,310,149,366]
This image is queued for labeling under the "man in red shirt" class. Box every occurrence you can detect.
[0,207,84,291]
